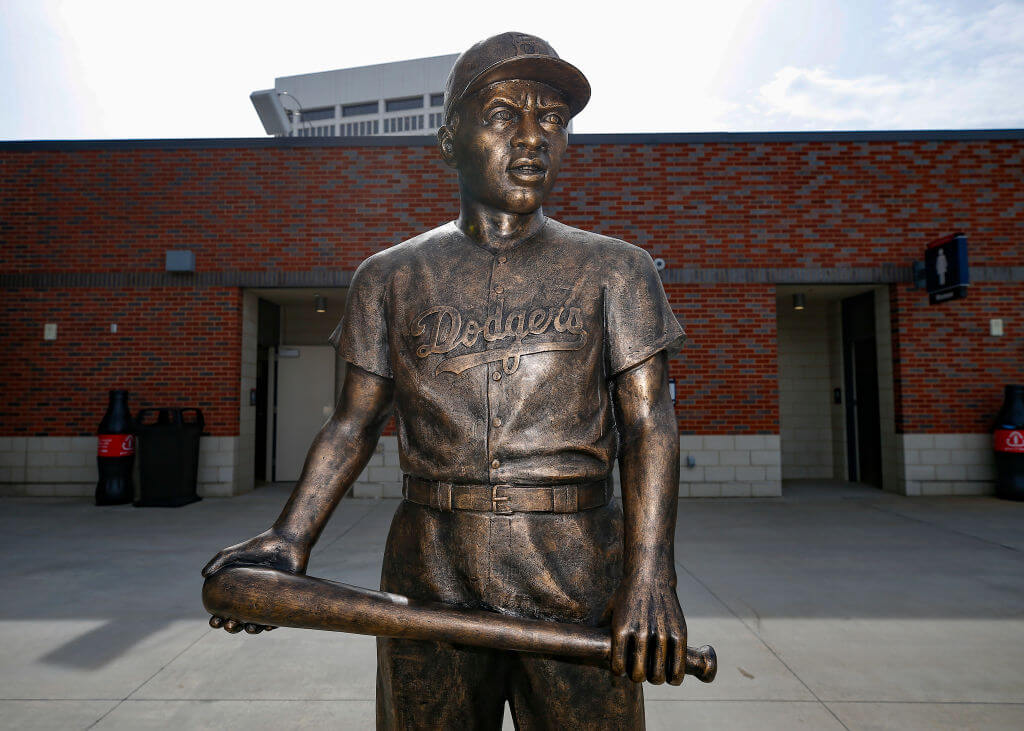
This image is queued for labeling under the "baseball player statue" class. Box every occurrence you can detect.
[203,32,700,729]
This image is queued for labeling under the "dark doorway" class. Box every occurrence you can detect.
[842,293,882,486]
[255,298,281,483]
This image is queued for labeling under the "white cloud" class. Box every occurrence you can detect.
[751,0,1024,130]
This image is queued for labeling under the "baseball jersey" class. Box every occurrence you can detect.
[332,217,685,487]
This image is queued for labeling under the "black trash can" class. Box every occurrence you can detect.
[135,408,204,507]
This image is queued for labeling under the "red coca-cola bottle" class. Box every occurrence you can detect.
[994,384,1024,501]
[96,390,136,505]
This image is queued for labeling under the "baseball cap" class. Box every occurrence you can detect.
[443,32,591,124]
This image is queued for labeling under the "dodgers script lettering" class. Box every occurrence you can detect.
[412,299,588,375]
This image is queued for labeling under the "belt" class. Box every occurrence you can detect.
[402,474,612,515]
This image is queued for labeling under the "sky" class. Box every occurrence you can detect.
[1,0,1022,140]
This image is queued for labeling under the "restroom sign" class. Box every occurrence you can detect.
[925,233,969,305]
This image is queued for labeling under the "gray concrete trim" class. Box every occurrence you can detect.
[0,137,438,151]
[663,265,1023,285]
[3,128,1023,151]
[0,270,356,289]
[5,266,1022,289]
[661,265,915,284]
[974,266,1024,282]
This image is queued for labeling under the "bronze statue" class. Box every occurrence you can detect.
[203,32,715,729]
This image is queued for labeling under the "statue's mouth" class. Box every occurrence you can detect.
[508,159,547,181]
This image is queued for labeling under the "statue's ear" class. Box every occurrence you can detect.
[437,120,458,169]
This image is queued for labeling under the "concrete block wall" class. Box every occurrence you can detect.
[896,434,997,496]
[777,303,834,479]
[0,436,96,496]
[874,287,901,493]
[826,301,848,480]
[0,435,245,498]
[233,291,258,497]
[679,435,782,497]
[345,435,784,498]
[196,436,245,498]
[6,432,994,499]
[348,437,404,498]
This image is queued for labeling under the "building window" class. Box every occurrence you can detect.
[343,101,379,117]
[385,115,428,134]
[373,120,379,134]
[302,107,335,122]
[386,96,423,112]
[430,93,444,107]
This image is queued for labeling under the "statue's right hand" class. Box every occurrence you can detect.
[201,528,309,578]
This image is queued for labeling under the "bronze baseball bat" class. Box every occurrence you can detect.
[203,565,717,683]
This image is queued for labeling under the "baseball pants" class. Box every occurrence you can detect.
[375,497,644,730]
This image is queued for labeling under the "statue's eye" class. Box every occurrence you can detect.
[543,113,566,127]
[490,109,514,122]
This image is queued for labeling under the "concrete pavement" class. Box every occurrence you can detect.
[1,480,1023,730]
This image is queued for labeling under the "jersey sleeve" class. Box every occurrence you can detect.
[604,246,686,377]
[329,255,393,379]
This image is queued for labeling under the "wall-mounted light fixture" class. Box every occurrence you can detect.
[165,250,195,273]
[793,293,806,311]
[314,294,327,313]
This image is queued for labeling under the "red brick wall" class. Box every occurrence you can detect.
[2,135,1021,438]
[552,140,1022,269]
[4,139,1020,275]
[667,284,778,434]
[0,146,456,275]
[890,282,1023,433]
[0,287,242,436]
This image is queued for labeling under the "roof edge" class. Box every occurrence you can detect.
[2,128,1023,151]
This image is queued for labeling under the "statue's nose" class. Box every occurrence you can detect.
[512,113,549,152]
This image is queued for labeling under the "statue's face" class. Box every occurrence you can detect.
[448,79,570,214]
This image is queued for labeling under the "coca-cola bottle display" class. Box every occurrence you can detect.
[994,384,1024,501]
[96,390,136,505]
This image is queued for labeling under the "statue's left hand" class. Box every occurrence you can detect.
[202,528,310,635]
[207,615,276,634]
[609,567,687,685]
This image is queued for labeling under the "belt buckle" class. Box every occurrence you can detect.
[491,484,513,515]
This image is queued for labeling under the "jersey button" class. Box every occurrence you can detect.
[494,286,504,294]
[492,371,502,381]
[491,459,500,469]
[498,255,507,263]
[492,417,502,428]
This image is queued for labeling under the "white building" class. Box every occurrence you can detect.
[252,54,459,138]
